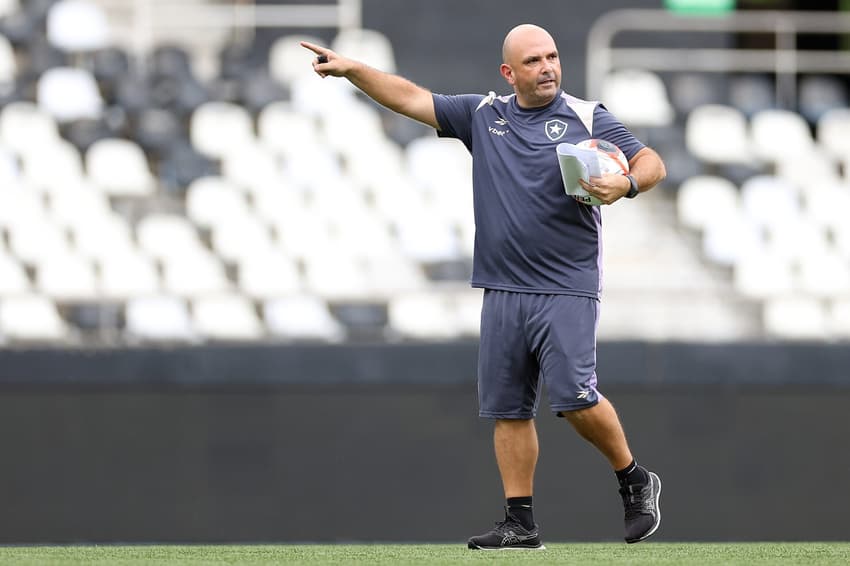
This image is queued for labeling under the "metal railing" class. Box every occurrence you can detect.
[586,9,850,108]
[97,0,362,61]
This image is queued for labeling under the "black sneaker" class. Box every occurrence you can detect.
[620,470,662,543]
[467,508,545,550]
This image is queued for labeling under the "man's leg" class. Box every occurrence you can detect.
[494,418,538,498]
[562,398,662,544]
[561,397,632,470]
[468,418,544,550]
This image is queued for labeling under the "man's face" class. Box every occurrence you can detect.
[501,30,561,108]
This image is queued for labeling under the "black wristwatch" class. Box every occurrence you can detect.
[625,175,639,199]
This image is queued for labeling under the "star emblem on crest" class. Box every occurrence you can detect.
[545,119,568,141]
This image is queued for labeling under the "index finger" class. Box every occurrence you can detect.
[300,41,326,55]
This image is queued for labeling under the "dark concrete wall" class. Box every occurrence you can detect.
[0,342,848,543]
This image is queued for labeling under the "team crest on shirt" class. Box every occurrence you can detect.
[545,119,568,141]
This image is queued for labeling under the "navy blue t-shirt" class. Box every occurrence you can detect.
[432,90,644,298]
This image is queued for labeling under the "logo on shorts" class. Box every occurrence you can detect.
[577,390,591,400]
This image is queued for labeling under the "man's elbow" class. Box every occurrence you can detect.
[656,159,667,184]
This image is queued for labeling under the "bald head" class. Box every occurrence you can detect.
[499,24,562,108]
[502,24,556,65]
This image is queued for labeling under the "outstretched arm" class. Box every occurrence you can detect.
[301,41,440,130]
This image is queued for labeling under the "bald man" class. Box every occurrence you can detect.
[303,24,665,550]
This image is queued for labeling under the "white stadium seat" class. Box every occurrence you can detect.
[0,186,48,232]
[733,253,795,299]
[248,181,307,224]
[211,216,276,264]
[750,109,815,163]
[273,213,336,260]
[100,254,161,301]
[125,295,195,342]
[136,214,205,263]
[803,183,850,232]
[35,254,99,302]
[0,145,18,184]
[600,69,675,127]
[238,251,302,300]
[676,175,740,232]
[395,214,462,263]
[0,102,61,155]
[828,299,850,338]
[99,252,161,300]
[834,222,850,260]
[7,219,72,266]
[86,138,156,198]
[0,295,69,342]
[796,252,850,299]
[37,67,103,123]
[185,176,250,229]
[766,218,830,263]
[47,0,111,52]
[388,292,462,340]
[0,0,19,19]
[222,143,282,189]
[190,101,255,159]
[302,256,373,301]
[366,256,427,297]
[289,72,356,119]
[258,102,323,158]
[0,253,31,296]
[702,211,766,266]
[685,104,751,164]
[161,251,231,298]
[452,289,484,337]
[23,140,85,193]
[775,150,841,191]
[47,179,113,229]
[763,296,827,340]
[739,175,800,231]
[263,295,345,342]
[71,213,136,262]
[817,107,850,160]
[192,293,264,341]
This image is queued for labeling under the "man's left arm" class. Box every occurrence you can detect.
[626,147,667,197]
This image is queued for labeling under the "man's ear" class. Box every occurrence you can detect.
[500,63,514,85]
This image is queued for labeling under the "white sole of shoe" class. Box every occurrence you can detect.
[468,544,547,550]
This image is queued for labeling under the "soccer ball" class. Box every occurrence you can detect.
[571,139,630,206]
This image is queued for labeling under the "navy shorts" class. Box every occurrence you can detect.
[477,289,601,419]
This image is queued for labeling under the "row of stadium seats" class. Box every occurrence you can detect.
[685,104,850,171]
[0,289,484,344]
[599,64,850,341]
[605,68,850,129]
[0,1,479,344]
[0,0,848,343]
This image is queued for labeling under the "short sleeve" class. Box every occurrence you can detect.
[432,93,484,150]
[591,104,645,161]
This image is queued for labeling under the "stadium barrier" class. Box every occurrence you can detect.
[0,341,847,543]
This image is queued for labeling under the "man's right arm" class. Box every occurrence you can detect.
[301,41,439,130]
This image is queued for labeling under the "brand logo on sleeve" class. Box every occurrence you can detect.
[545,119,568,141]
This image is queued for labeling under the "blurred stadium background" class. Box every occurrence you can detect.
[0,0,848,545]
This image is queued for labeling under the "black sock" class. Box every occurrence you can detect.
[615,459,649,486]
[506,496,535,530]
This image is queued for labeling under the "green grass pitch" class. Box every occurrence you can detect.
[0,543,848,565]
